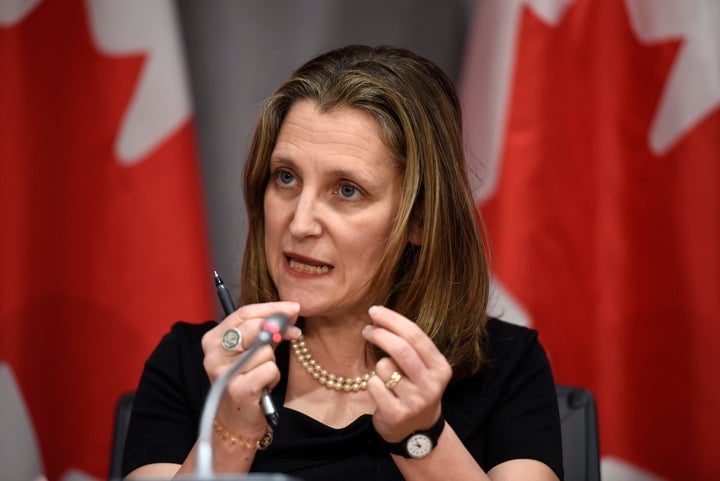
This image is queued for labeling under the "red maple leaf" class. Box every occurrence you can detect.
[481,0,720,479]
[0,0,214,479]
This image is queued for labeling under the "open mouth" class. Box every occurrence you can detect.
[287,256,332,274]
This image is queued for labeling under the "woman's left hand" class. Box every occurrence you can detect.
[362,305,453,443]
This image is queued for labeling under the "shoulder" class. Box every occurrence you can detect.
[443,318,555,433]
[446,318,546,393]
[443,318,562,477]
[152,320,215,355]
[484,318,544,376]
[124,321,216,474]
[166,319,216,341]
[485,317,539,351]
[142,320,216,383]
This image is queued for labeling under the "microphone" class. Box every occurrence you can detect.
[192,312,296,480]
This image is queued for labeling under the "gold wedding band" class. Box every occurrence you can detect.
[385,371,403,390]
[221,328,244,352]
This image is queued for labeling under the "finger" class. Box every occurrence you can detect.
[227,356,282,400]
[219,327,246,353]
[374,357,406,394]
[221,357,281,434]
[367,305,447,370]
[362,323,426,383]
[214,301,301,339]
[366,372,403,416]
[367,371,428,444]
[233,316,302,347]
[236,344,276,373]
[210,342,275,379]
[373,359,429,415]
[230,302,302,344]
[223,317,265,352]
[209,305,302,356]
[232,301,300,327]
[204,317,263,356]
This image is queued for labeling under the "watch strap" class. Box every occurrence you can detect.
[385,414,446,457]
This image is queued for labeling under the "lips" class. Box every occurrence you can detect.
[286,254,332,274]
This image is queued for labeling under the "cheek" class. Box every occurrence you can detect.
[349,220,394,265]
[263,202,281,258]
[264,219,282,255]
[264,192,282,235]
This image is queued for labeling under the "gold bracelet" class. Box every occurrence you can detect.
[213,418,273,450]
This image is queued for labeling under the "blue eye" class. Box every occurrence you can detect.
[278,170,295,185]
[339,184,359,199]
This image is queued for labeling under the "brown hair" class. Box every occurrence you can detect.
[241,45,490,379]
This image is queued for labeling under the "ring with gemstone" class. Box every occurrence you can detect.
[385,371,403,390]
[221,328,244,352]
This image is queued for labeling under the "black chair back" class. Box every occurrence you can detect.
[109,391,134,480]
[557,384,601,481]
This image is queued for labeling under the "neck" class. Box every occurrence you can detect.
[298,315,376,376]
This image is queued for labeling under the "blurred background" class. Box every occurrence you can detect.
[1,1,718,480]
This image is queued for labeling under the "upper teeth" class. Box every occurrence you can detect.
[289,258,330,274]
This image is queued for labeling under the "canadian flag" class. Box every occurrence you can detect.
[461,0,720,480]
[0,1,214,480]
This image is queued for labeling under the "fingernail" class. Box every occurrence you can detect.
[368,305,379,315]
[362,325,373,337]
[288,326,302,338]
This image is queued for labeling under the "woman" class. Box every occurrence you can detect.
[123,45,563,480]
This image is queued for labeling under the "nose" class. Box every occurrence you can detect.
[288,191,322,238]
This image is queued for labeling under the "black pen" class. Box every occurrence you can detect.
[213,270,280,428]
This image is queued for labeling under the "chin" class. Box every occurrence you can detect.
[276,289,317,312]
[294,301,326,318]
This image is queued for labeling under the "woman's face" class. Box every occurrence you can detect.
[264,100,403,320]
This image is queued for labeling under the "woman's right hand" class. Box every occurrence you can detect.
[201,301,301,439]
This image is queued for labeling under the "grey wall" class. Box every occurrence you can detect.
[176,0,476,308]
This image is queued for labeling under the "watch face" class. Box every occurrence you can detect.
[405,433,433,458]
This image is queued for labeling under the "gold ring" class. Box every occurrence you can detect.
[221,328,244,352]
[385,371,403,390]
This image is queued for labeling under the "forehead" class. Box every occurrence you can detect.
[271,100,399,174]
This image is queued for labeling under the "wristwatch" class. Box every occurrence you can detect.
[385,414,446,459]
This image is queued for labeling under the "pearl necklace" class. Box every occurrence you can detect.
[290,335,374,392]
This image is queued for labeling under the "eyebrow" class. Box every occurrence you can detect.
[270,157,379,183]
